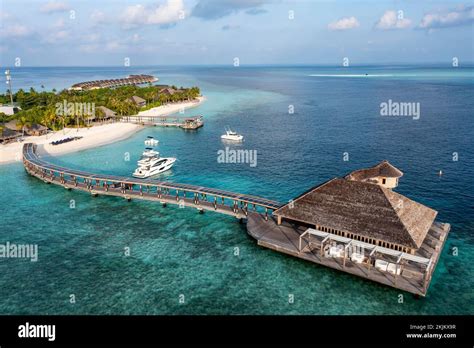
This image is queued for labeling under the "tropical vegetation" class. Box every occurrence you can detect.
[0,85,200,131]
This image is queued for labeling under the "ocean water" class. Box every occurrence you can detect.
[0,65,473,314]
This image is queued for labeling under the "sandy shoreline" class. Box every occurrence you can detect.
[137,96,206,116]
[0,97,206,165]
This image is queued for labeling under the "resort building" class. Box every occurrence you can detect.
[69,75,158,91]
[159,87,177,96]
[245,160,450,295]
[0,127,21,143]
[4,120,48,136]
[0,104,21,116]
[27,124,48,136]
[128,96,146,108]
[97,106,117,120]
[273,161,436,255]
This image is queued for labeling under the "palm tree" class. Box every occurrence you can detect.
[17,116,31,136]
[41,107,57,130]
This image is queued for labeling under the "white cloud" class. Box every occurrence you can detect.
[43,30,70,43]
[53,18,66,29]
[90,9,106,24]
[120,0,185,29]
[375,10,411,30]
[40,1,70,14]
[328,16,360,31]
[419,5,474,29]
[0,10,12,21]
[2,24,32,38]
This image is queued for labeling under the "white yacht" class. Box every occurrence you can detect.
[144,136,159,146]
[221,127,243,142]
[132,148,176,178]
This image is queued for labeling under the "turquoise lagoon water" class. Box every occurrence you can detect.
[0,65,473,314]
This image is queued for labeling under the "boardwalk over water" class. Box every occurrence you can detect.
[22,143,449,296]
[121,115,204,129]
[23,143,280,219]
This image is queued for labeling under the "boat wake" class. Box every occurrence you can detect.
[308,74,394,77]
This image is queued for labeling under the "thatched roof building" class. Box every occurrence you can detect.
[159,87,177,96]
[345,160,403,189]
[4,119,20,131]
[27,124,48,136]
[0,127,21,143]
[128,96,146,107]
[273,161,437,253]
[97,106,117,119]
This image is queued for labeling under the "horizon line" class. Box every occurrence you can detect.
[1,62,474,69]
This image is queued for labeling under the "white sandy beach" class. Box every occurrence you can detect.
[0,97,206,165]
[0,123,142,165]
[137,96,206,116]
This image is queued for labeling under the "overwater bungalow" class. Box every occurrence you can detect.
[274,161,433,254]
[248,160,450,295]
[70,74,158,91]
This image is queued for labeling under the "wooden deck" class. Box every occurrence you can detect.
[246,213,450,296]
[121,115,204,129]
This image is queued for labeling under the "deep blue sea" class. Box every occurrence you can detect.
[0,65,473,314]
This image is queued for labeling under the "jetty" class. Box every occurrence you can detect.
[23,143,279,219]
[70,75,158,91]
[22,145,449,296]
[121,115,204,130]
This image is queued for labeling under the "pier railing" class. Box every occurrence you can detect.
[22,143,281,219]
[118,115,204,129]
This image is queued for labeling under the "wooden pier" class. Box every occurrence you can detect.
[120,115,204,130]
[22,143,450,296]
[23,143,279,219]
[247,213,450,296]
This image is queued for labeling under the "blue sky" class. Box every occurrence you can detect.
[0,0,473,66]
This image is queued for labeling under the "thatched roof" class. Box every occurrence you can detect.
[4,119,20,130]
[0,127,21,140]
[29,123,47,131]
[273,178,437,249]
[97,106,116,117]
[129,95,146,105]
[159,88,176,95]
[346,160,403,182]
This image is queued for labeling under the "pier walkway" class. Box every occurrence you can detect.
[120,115,204,129]
[23,143,280,219]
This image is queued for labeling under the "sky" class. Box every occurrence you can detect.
[0,0,473,66]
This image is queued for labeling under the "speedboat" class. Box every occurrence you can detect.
[221,127,243,141]
[144,136,159,146]
[133,148,176,178]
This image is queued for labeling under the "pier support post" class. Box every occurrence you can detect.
[277,215,282,225]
